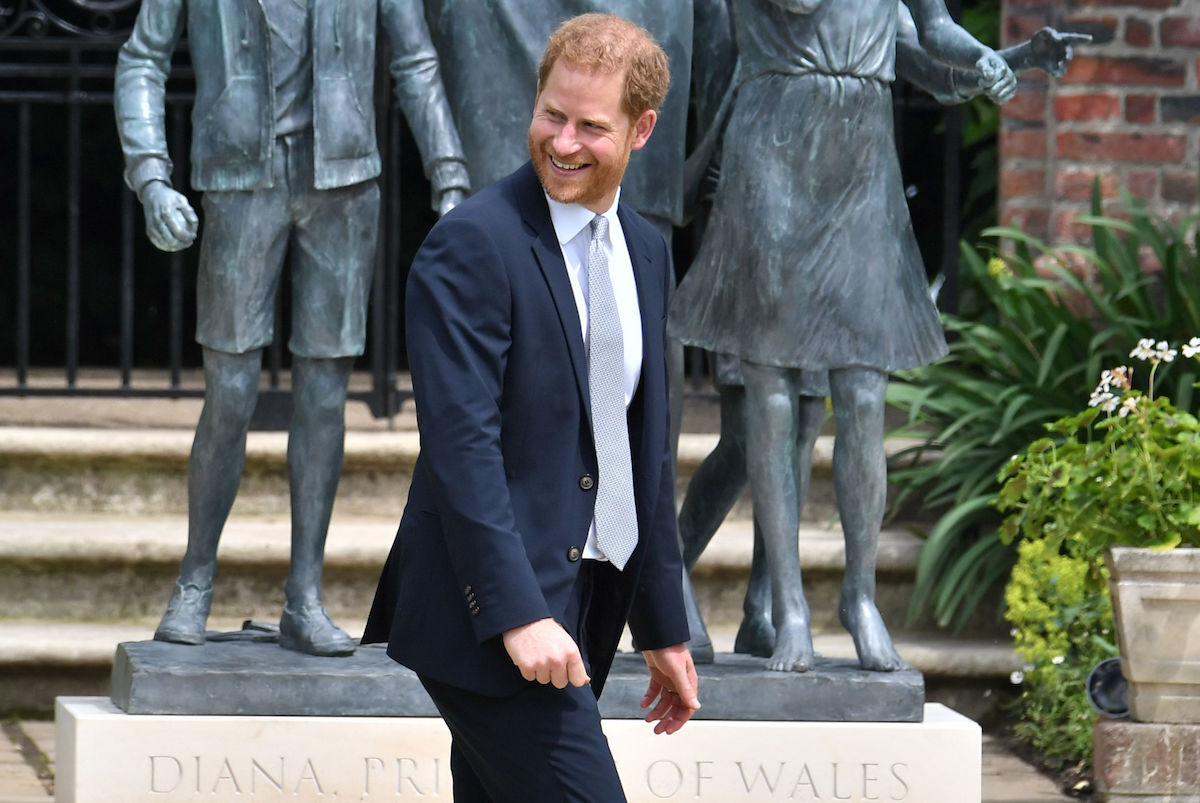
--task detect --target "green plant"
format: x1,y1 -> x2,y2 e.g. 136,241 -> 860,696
998,339 -> 1200,771
1004,538 -> 1116,767
888,186 -> 1200,630
998,341 -> 1200,582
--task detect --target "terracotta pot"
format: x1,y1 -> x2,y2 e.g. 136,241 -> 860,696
1105,547 -> 1200,723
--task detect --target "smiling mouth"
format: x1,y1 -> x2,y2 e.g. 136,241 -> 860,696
550,156 -> 587,172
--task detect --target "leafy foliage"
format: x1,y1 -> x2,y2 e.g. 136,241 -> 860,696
998,382 -> 1200,584
888,187 -> 1200,630
997,339 -> 1200,768
1005,539 -> 1116,767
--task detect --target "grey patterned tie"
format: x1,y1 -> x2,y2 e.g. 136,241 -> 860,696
587,215 -> 638,570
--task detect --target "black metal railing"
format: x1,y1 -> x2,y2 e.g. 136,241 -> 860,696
0,1 -> 426,425
2,1 -> 965,419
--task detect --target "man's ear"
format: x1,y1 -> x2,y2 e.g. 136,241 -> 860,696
630,109 -> 657,151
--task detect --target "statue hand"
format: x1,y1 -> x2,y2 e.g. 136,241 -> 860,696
1029,28 -> 1092,78
436,187 -> 466,217
976,51 -> 1017,105
141,181 -> 198,252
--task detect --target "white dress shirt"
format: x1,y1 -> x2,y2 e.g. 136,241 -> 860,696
545,190 -> 643,561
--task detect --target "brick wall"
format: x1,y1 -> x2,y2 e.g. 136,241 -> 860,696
999,0 -> 1200,243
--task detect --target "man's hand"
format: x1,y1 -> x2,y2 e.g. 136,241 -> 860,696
502,618 -> 590,689
1029,28 -> 1092,78
976,51 -> 1017,104
436,187 -> 466,217
641,643 -> 701,735
140,181 -> 198,252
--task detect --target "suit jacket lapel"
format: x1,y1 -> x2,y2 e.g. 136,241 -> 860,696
516,163 -> 592,422
619,204 -> 659,370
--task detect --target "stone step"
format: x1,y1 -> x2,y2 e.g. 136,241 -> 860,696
0,620 -> 1021,718
0,513 -> 956,634
0,426 -> 933,525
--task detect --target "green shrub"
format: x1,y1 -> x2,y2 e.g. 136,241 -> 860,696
1005,539 -> 1116,767
889,188 -> 1200,630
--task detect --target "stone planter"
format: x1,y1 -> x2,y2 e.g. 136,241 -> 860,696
1106,546 -> 1200,724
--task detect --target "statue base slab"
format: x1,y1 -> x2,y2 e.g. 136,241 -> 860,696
111,639 -> 925,722
56,697 -> 980,803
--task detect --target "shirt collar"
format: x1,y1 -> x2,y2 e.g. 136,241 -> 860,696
545,188 -> 621,248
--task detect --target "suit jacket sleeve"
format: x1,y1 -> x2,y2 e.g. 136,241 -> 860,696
405,213 -> 553,644
625,224 -> 690,651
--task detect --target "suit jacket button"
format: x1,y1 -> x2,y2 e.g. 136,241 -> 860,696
567,546 -> 582,562
579,474 -> 594,491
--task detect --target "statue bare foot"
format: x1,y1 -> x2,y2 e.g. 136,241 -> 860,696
839,594 -> 907,671
733,612 -> 775,657
765,614 -> 815,672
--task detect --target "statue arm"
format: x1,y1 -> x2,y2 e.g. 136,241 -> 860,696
903,0 -> 1016,103
903,0 -> 990,68
113,0 -> 185,196
897,2 -> 1090,104
379,0 -> 470,213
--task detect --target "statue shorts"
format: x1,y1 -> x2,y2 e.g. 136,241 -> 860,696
195,132 -> 380,359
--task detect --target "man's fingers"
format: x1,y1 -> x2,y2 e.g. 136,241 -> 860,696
567,653 -> 591,688
502,618 -> 589,688
653,704 -> 696,735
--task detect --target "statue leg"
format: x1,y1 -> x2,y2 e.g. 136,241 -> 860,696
678,385 -> 749,662
828,367 -> 906,671
742,360 -> 813,672
736,392 -> 824,656
155,346 -> 262,645
278,354 -> 356,656
735,519 -> 773,656
679,385 -> 748,569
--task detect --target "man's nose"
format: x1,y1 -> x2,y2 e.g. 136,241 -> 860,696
554,124 -> 582,154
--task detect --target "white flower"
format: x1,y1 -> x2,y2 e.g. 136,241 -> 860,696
1156,341 -> 1177,363
1119,397 -> 1139,418
1052,655 -> 1065,665
1183,337 -> 1200,359
1131,338 -> 1157,361
1010,670 -> 1025,684
1088,390 -> 1115,410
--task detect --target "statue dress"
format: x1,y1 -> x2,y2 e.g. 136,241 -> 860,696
669,0 -> 948,374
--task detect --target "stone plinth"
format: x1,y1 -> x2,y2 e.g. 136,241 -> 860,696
111,640 -> 926,722
1093,718 -> 1200,802
57,697 -> 981,803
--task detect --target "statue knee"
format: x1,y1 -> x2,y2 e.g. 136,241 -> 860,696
292,357 -> 352,426
202,358 -> 261,428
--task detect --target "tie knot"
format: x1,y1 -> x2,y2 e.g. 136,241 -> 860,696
589,214 -> 608,243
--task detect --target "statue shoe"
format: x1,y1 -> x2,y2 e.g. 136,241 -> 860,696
279,601 -> 356,657
153,581 -> 213,645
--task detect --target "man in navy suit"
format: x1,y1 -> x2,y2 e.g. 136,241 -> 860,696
363,14 -> 700,801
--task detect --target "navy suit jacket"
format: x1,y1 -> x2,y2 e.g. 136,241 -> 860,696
363,162 -> 688,697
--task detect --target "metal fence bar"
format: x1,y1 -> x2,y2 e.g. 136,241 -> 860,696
941,107 -> 963,316
65,46 -> 81,388
120,188 -> 134,388
16,101 -> 31,387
